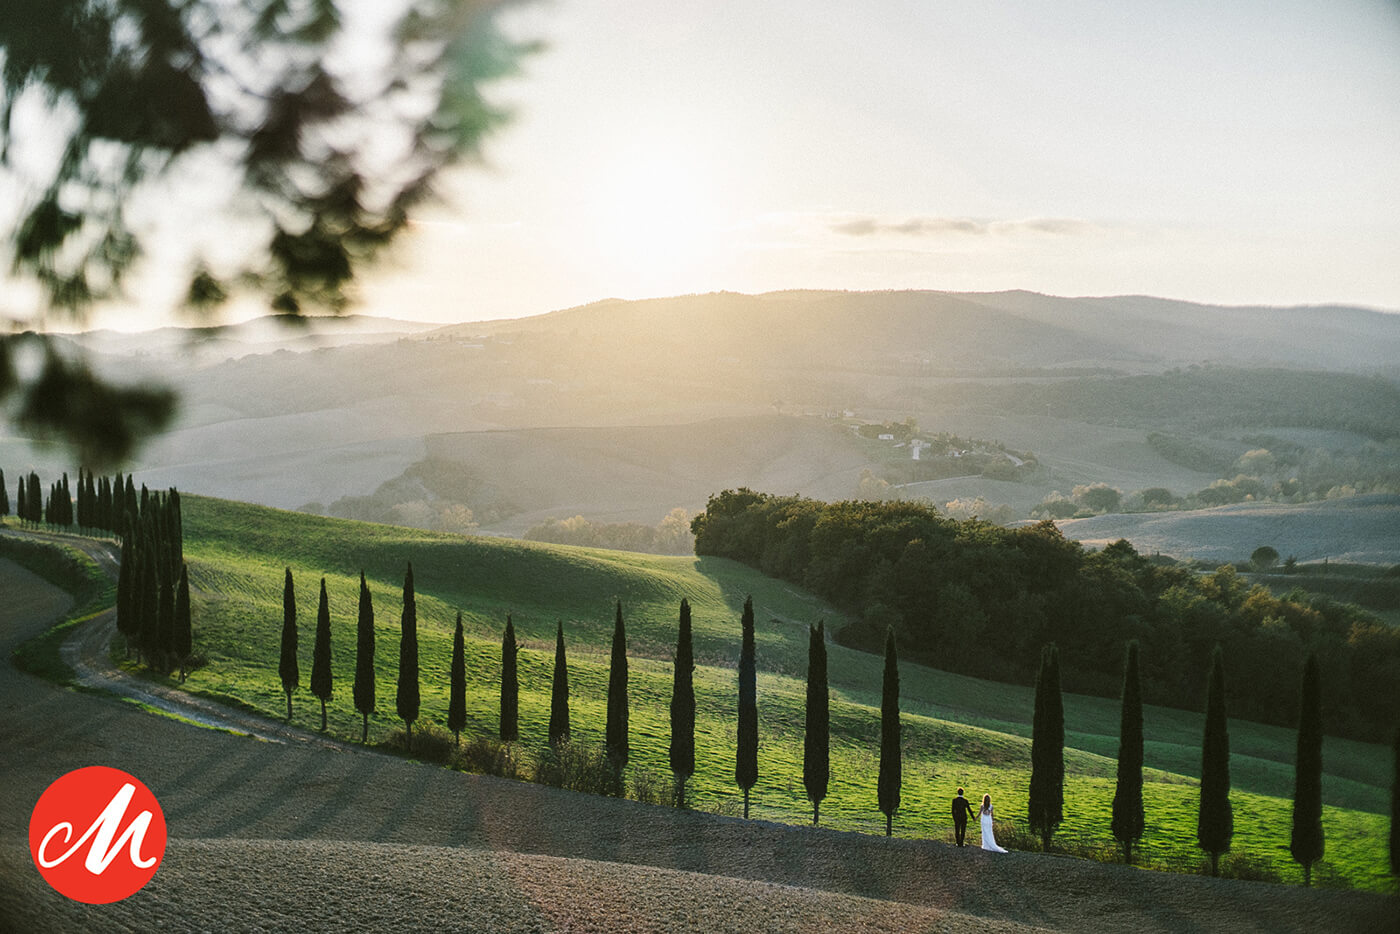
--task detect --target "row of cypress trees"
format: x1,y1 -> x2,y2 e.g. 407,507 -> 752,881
269,565 -> 1393,881
0,467 -> 135,537
1099,641 -> 1333,883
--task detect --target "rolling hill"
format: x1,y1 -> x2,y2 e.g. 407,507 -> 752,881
144,495 -> 1398,892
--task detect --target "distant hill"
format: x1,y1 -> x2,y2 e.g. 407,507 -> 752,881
438,290 -> 1400,376
1057,494 -> 1400,566
6,290 -> 1397,562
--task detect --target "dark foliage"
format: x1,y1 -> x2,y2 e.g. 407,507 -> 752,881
690,489 -> 1400,742
0,1 -> 529,464
310,578 -> 332,731
549,621 -> 570,746
669,599 -> 695,804
1290,654 -> 1324,884
1029,644 -> 1065,851
173,564 -> 192,682
804,621 -> 829,824
500,613 -> 518,743
605,602 -> 628,770
736,596 -> 758,818
1198,646 -> 1233,875
353,571 -> 375,743
878,627 -> 901,836
1111,641 -> 1145,863
448,611 -> 466,744
279,567 -> 298,719
396,564 -> 420,745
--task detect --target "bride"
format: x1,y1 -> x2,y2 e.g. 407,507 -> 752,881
979,794 -> 1008,853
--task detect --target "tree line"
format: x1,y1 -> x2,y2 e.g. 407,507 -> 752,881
1,466 -> 139,537
1,466 -> 197,679
273,564 -> 1391,884
689,490 -> 1400,743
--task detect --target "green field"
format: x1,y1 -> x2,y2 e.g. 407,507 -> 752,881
160,496 -> 1394,891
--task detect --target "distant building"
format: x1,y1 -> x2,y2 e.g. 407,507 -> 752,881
878,433 -> 894,441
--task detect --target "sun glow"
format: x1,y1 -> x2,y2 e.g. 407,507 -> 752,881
583,138 -> 723,288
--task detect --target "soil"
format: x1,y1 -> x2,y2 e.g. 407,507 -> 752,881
1,552 -> 1396,933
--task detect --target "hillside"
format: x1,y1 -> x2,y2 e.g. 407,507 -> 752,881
161,496 -> 1396,891
4,553 -> 1393,932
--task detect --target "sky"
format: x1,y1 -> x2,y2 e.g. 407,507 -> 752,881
52,0 -> 1400,328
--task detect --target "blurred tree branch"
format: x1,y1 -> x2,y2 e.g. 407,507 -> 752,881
1,0 -> 532,466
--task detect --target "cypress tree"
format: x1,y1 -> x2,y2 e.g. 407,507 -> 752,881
83,469 -> 94,530
116,528 -> 136,655
804,621 -> 829,824
549,621 -> 570,746
1029,643 -> 1065,851
1290,653 -> 1324,885
168,488 -> 183,572
1198,645 -> 1233,876
353,572 -> 376,743
670,599 -> 696,807
278,567 -> 298,719
310,578 -> 333,730
28,471 -> 40,524
156,555 -> 175,674
138,532 -> 158,665
878,627 -> 901,837
14,474 -> 24,525
74,469 -> 87,530
0,468 -> 8,520
448,611 -> 466,745
97,475 -> 112,533
606,601 -> 629,771
1111,641 -> 1145,864
174,564 -> 192,682
123,475 -> 136,527
736,595 -> 757,818
499,613 -> 519,742
396,563 -> 420,748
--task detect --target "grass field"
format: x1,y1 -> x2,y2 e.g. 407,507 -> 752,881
135,497 -> 1398,892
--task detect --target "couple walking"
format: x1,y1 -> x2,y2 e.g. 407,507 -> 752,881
951,787 -> 1008,853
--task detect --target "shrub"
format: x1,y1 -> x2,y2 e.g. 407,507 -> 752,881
383,722 -> 456,766
535,740 -> 624,797
629,767 -> 676,806
458,735 -> 525,780
1195,852 -> 1282,883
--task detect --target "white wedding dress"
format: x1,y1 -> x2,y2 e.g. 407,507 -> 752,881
980,808 -> 1008,853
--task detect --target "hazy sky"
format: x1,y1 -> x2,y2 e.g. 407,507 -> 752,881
95,0 -> 1400,327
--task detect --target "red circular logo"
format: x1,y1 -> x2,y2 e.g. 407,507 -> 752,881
28,766 -> 167,904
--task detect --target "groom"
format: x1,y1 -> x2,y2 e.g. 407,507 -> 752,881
951,787 -> 974,847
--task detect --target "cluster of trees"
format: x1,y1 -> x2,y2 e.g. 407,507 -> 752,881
1,467 -> 134,536
1034,433 -> 1400,522
115,486 -> 193,679
689,490 -> 1400,742
523,508 -> 695,555
3,463 -> 198,680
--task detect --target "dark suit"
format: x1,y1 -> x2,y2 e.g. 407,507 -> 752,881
951,794 -> 974,846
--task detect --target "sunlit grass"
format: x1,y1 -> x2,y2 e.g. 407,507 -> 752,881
170,495 -> 1395,892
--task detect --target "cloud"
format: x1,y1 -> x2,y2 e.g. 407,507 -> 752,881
829,214 -> 1101,238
